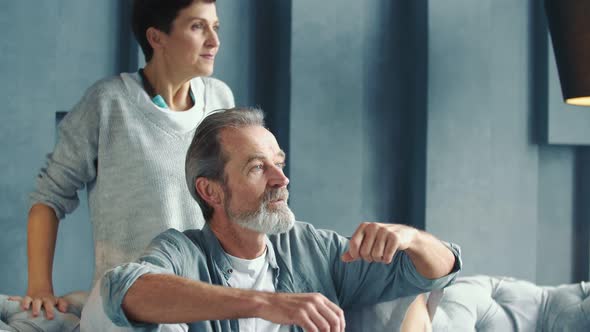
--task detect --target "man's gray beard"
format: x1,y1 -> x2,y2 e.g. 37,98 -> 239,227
224,188 -> 295,235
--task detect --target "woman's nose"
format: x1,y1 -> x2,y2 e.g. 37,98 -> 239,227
206,28 -> 220,48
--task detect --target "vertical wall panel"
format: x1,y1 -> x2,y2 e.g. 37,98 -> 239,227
573,148 -> 590,281
289,0 -> 365,235
0,0 -> 122,295
253,0 -> 292,168
361,1 -> 427,226
289,0 -> 422,236
1,0 -> 586,296
214,2 -> 256,106
537,146 -> 575,284
426,0 -> 539,279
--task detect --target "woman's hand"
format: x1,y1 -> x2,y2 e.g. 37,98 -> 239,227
19,204 -> 65,319
8,290 -> 69,320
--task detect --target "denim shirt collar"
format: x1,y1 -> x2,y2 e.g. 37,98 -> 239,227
201,223 -> 279,281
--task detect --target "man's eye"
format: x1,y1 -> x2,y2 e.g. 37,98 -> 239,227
192,23 -> 204,30
251,164 -> 264,172
276,162 -> 286,169
213,25 -> 220,32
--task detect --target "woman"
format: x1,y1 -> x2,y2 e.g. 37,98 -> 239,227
14,0 -> 234,320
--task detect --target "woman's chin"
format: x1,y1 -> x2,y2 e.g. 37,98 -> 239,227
193,65 -> 214,77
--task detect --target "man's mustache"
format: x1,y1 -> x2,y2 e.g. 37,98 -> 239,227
263,188 -> 289,203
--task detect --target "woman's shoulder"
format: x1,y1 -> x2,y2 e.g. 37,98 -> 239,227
200,76 -> 231,91
85,73 -> 141,101
66,74 -> 136,121
201,76 -> 233,95
82,73 -> 133,101
199,76 -> 235,108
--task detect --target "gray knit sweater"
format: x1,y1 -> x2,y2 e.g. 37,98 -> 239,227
30,72 -> 234,282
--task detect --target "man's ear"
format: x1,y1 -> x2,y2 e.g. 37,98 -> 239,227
195,177 -> 223,206
146,27 -> 166,51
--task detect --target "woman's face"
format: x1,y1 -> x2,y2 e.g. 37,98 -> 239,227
160,1 -> 220,77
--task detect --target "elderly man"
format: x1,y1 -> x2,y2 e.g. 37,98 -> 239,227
82,107 -> 461,331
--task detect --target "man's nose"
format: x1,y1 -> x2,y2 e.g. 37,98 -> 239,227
269,165 -> 289,188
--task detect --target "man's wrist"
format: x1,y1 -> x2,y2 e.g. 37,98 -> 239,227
242,289 -> 272,319
403,227 -> 422,253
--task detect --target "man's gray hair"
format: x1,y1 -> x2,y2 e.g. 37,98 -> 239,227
185,107 -> 266,221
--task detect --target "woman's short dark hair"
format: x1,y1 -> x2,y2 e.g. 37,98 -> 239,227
185,107 -> 265,221
132,0 -> 216,62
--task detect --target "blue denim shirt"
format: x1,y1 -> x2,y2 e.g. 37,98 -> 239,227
101,222 -> 462,331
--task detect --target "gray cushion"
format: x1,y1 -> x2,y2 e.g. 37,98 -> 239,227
432,276 -> 590,332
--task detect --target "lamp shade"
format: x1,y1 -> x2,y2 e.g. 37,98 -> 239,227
545,0 -> 590,106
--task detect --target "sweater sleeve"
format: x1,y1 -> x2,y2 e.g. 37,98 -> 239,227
29,83 -> 103,219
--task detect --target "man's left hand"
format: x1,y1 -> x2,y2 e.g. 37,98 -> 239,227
341,222 -> 418,264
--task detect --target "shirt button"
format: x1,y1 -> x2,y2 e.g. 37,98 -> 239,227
228,269 -> 233,274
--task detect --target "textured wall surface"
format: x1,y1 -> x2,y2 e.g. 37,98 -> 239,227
0,0 -> 121,295
289,0 -> 365,235
289,0 -> 425,236
0,0 -> 258,296
1,0 -> 587,297
426,0 -> 540,279
425,0 -> 582,281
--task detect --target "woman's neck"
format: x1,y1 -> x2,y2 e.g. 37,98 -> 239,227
143,61 -> 194,111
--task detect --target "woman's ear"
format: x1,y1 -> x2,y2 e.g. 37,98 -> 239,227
195,177 -> 223,207
146,27 -> 166,51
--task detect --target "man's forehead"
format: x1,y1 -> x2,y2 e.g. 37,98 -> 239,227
220,126 -> 282,157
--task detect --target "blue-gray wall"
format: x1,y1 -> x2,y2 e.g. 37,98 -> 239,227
290,0 -> 427,236
424,0 -> 590,284
0,0 -> 258,295
1,0 -> 589,296
427,0 -> 554,282
0,0 -> 122,296
288,0 -> 589,284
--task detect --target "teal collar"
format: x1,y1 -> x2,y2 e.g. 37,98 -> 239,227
138,68 -> 195,109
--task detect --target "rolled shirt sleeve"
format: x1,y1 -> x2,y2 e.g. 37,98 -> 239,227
312,228 -> 462,308
100,229 -> 195,327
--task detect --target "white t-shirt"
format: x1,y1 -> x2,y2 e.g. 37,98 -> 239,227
226,248 -> 290,332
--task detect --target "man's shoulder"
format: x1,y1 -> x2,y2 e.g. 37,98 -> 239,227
286,221 -> 318,236
181,228 -> 209,247
142,228 -> 212,269
270,222 -> 344,271
288,221 -> 340,238
273,221 -> 341,248
150,228 -> 204,249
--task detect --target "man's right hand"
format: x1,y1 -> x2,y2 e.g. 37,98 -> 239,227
8,289 -> 69,320
259,292 -> 345,332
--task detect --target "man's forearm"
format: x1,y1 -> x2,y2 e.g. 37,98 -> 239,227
121,274 -> 346,331
122,274 -> 266,324
405,231 -> 456,279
